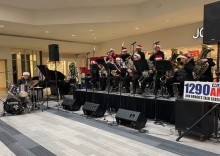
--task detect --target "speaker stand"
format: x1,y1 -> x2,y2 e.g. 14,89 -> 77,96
176,103 -> 220,142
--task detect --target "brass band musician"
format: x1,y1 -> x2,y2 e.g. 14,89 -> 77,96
199,58 -> 215,82
135,45 -> 145,60
166,53 -> 195,98
17,72 -> 31,85
149,41 -> 165,95
122,53 -> 141,93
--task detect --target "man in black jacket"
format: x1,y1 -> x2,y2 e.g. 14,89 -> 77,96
17,72 -> 31,85
166,53 -> 195,98
135,45 -> 145,60
149,41 -> 165,95
199,58 -> 215,82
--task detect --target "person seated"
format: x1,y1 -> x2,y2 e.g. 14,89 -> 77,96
199,58 -> 215,82
131,54 -> 142,94
110,57 -> 121,92
138,69 -> 154,94
17,72 -> 31,85
166,53 -> 195,98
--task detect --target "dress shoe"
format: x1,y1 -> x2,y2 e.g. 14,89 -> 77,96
137,89 -> 144,94
166,94 -> 174,98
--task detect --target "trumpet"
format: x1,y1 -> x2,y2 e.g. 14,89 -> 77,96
138,71 -> 149,83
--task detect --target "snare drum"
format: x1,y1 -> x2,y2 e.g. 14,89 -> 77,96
7,84 -> 17,96
18,84 -> 29,97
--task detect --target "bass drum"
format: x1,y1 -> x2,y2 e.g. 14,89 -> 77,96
3,98 -> 24,115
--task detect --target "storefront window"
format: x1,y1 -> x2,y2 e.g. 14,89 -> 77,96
11,48 -> 37,84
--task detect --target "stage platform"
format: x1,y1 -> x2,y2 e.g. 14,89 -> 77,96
74,89 -> 176,124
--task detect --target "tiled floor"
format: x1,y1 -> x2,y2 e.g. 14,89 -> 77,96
0,91 -> 220,156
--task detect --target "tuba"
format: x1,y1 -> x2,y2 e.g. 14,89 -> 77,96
192,44 -> 214,80
164,48 -> 183,80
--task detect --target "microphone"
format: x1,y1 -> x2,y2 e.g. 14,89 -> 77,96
131,41 -> 136,45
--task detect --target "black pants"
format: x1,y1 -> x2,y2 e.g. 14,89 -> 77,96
123,76 -> 132,92
140,75 -> 154,91
90,76 -> 99,89
85,77 -> 92,89
132,74 -> 140,93
99,77 -> 107,90
110,76 -> 120,89
166,77 -> 176,96
166,77 -> 184,96
199,75 -> 213,82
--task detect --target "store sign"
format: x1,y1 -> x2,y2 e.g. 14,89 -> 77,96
188,50 -> 200,57
184,81 -> 220,103
193,28 -> 203,39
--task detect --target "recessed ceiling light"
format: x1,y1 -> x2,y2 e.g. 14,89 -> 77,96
45,31 -> 49,33
135,27 -> 139,30
0,25 -> 4,28
89,29 -> 93,32
72,35 -> 76,37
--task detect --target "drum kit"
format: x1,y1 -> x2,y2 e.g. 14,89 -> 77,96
3,80 -> 43,115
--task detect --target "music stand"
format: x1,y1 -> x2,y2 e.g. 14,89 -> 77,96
103,62 -> 117,113
134,59 -> 151,96
96,57 -> 106,65
37,65 -> 51,109
155,60 -> 172,97
154,60 -> 172,125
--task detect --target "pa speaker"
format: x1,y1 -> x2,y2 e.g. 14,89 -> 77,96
115,109 -> 147,129
82,102 -> 106,117
175,99 -> 214,137
61,97 -> 80,111
49,44 -> 59,61
203,1 -> 220,44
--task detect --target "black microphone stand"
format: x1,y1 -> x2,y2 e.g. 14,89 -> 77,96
55,61 -> 61,110
153,60 -> 171,126
131,42 -> 136,97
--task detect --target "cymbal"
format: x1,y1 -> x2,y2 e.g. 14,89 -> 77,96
26,80 -> 39,87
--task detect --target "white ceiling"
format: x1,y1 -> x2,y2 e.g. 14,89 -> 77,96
0,0 -> 218,53
0,0 -> 149,10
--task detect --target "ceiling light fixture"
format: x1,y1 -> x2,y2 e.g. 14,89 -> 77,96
135,27 -> 139,30
0,25 -> 4,28
45,31 -> 49,33
72,35 -> 76,37
89,29 -> 93,32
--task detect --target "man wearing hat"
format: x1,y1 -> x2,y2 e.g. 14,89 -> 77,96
166,53 -> 195,98
17,72 -> 31,85
122,53 -> 141,94
106,48 -> 118,62
199,57 -> 215,82
149,41 -> 165,95
135,45 -> 145,60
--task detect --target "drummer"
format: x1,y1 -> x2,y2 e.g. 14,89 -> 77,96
17,72 -> 31,85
